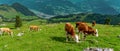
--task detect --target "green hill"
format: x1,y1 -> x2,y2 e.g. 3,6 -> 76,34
0,3 -> 36,19
0,20 -> 119,51
0,4 -> 24,18
48,13 -> 120,25
11,3 -> 36,16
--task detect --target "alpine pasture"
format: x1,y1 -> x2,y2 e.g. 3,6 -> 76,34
0,20 -> 119,51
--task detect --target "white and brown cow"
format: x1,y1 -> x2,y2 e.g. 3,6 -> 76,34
76,22 -> 98,40
0,28 -> 13,36
29,25 -> 39,31
65,23 -> 79,43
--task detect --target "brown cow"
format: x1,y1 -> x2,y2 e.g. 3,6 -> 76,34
0,28 -> 13,37
29,25 -> 39,31
65,23 -> 79,43
92,21 -> 96,27
76,22 -> 98,40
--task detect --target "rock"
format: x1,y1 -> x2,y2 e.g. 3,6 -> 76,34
103,48 -> 114,51
4,44 -> 8,48
84,47 -> 114,51
17,32 -> 24,37
117,35 -> 120,38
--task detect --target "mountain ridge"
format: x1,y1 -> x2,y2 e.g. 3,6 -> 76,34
0,0 -> 120,16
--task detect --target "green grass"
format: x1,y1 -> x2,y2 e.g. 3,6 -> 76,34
0,20 -> 120,51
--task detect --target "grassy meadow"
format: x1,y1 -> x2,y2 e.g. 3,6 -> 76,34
0,20 -> 120,51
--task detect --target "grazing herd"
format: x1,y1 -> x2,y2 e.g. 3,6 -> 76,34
0,21 -> 97,43
0,25 -> 39,37
65,22 -> 98,43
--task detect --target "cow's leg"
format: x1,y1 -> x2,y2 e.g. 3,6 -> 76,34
76,28 -> 80,41
83,33 -> 87,40
10,32 -> 13,37
37,28 -> 39,31
82,32 -> 84,40
66,33 -> 69,42
78,31 -> 81,41
2,32 -> 4,36
83,35 -> 86,40
8,32 -> 13,37
0,31 -> 3,36
79,31 -> 84,41
29,28 -> 32,32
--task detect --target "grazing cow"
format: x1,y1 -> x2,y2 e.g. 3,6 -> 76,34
29,25 -> 39,31
0,28 -> 13,37
92,21 -> 96,27
65,23 -> 79,43
76,22 -> 98,40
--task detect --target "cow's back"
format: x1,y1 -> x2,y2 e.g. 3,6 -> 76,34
65,23 -> 75,35
77,22 -> 88,32
0,28 -> 10,31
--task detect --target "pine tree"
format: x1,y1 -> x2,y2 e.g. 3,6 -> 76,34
0,17 -> 2,24
15,16 -> 22,28
105,18 -> 111,25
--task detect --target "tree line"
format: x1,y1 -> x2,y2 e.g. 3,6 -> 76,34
48,13 -> 120,25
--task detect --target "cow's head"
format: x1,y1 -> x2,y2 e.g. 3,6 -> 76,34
75,22 -> 81,28
95,29 -> 98,37
92,29 -> 99,37
74,34 -> 79,43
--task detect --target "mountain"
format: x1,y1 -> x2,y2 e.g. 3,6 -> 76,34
75,0 -> 118,15
11,3 -> 36,16
0,0 -> 120,16
104,0 -> 120,13
0,0 -> 81,15
0,3 -> 36,19
20,0 -> 80,15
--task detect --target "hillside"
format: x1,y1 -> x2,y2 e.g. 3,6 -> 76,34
0,20 -> 119,51
11,3 -> 36,16
0,3 -> 37,20
0,4 -> 24,18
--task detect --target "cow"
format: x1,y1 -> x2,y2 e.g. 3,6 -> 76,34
29,25 -> 39,31
0,28 -> 13,37
92,21 -> 96,27
65,23 -> 79,43
76,22 -> 98,40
